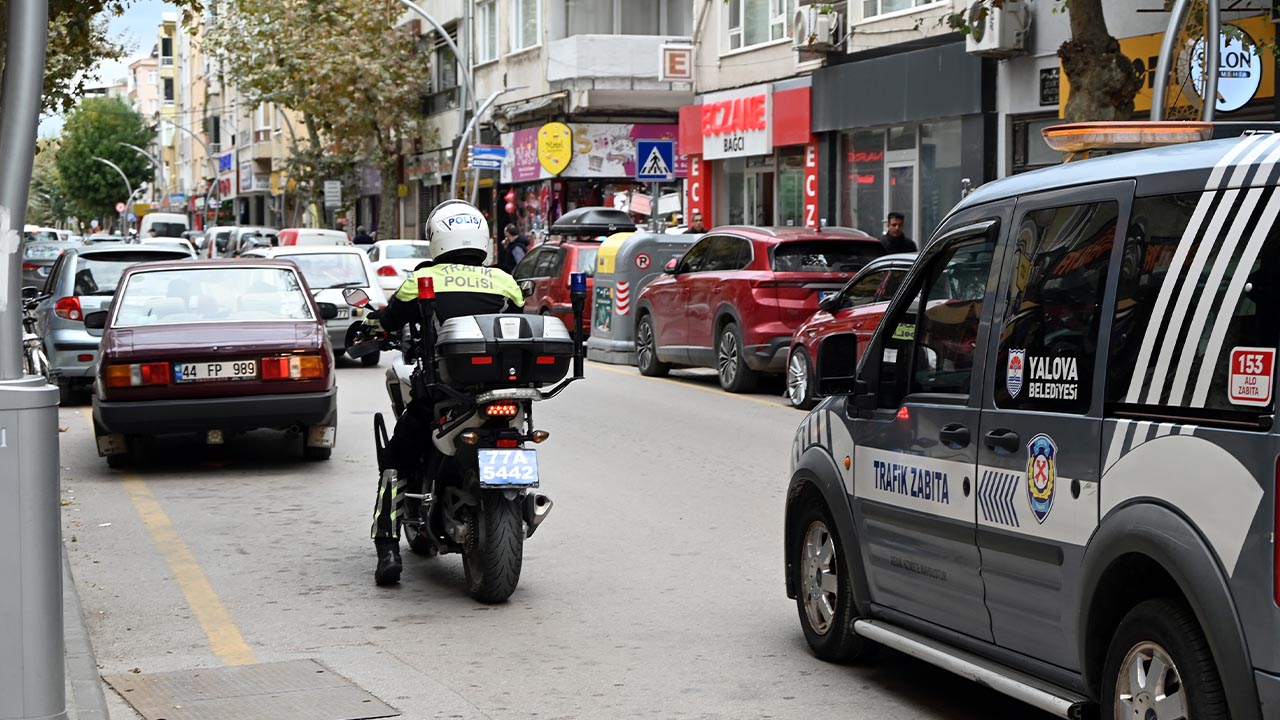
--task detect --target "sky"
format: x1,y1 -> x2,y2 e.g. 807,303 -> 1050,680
37,0 -> 175,137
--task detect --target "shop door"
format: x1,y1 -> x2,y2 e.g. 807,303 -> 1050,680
886,161 -> 917,241
745,171 -> 774,226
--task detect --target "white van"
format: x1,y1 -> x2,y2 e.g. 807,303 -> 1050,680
277,228 -> 350,247
139,212 -> 190,239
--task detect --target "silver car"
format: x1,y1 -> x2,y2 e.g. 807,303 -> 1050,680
34,245 -> 193,401
21,239 -> 79,290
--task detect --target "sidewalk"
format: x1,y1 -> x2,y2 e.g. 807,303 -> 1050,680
63,543 -> 110,720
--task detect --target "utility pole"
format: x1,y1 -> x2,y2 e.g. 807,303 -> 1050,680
0,5 -> 65,720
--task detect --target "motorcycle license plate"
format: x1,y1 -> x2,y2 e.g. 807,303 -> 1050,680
478,449 -> 539,487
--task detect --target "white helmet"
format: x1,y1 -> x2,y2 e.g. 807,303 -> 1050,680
426,200 -> 490,265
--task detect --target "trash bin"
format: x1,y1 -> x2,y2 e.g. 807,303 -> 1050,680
587,231 -> 699,365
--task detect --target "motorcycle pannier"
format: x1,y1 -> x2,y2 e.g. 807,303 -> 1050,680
436,314 -> 574,386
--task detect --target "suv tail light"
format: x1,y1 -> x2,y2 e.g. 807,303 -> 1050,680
54,296 -> 83,321
262,354 -> 324,381
377,265 -> 400,277
105,362 -> 170,388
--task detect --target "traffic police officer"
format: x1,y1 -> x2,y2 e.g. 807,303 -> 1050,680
366,200 -> 524,585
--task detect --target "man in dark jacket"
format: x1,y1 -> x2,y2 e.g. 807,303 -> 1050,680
352,225 -> 374,245
498,223 -> 529,272
880,212 -> 916,253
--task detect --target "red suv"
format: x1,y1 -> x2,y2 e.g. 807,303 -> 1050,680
513,238 -> 601,335
785,253 -> 916,409
634,227 -> 885,392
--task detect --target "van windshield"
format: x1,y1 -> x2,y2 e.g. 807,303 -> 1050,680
149,222 -> 187,238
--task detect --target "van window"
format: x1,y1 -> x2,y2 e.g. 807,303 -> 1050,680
876,235 -> 996,406
995,201 -> 1118,414
1109,192 -> 1280,420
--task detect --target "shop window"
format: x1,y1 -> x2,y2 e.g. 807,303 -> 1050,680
919,120 -> 962,242
476,1 -> 498,63
776,148 -> 805,228
725,0 -> 794,52
513,0 -> 540,50
1109,192 -> 1280,422
1012,116 -> 1063,174
995,201 -> 1118,414
568,0 -> 689,35
861,0 -> 940,21
840,129 -> 885,236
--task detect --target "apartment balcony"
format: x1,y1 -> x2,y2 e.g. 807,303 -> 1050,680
546,34 -> 694,112
161,56 -> 174,67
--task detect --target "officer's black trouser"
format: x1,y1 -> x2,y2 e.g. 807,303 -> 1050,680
370,400 -> 432,542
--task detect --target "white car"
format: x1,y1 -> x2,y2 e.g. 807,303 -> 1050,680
138,237 -> 197,256
365,240 -> 432,298
240,245 -> 386,365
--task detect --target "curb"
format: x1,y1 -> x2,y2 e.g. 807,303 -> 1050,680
62,543 -> 109,720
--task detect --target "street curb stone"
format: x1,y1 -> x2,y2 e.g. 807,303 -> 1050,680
62,543 -> 109,720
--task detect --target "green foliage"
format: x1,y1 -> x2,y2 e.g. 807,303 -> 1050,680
55,97 -> 154,217
0,0 -> 202,115
26,138 -> 69,226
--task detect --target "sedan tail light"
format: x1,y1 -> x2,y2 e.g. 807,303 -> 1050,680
105,362 -> 170,388
376,265 -> 401,277
54,296 -> 83,321
21,263 -> 39,271
262,354 -> 324,381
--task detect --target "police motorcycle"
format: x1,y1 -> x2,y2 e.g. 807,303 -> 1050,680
343,272 -> 588,602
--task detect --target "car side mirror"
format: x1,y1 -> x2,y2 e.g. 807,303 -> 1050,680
815,333 -> 860,397
316,302 -> 340,320
83,311 -> 109,330
343,288 -> 371,307
664,257 -> 679,275
818,295 -> 841,313
21,286 -> 39,300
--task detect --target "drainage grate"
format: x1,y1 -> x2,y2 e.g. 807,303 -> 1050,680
104,659 -> 399,720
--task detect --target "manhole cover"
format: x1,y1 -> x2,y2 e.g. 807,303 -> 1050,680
104,659 -> 399,720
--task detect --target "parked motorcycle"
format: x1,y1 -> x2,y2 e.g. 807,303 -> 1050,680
344,272 -> 588,602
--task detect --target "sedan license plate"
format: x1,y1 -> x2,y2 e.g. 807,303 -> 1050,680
478,449 -> 539,487
335,308 -> 350,319
174,360 -> 258,383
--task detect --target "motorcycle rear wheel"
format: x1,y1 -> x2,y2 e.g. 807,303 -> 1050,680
463,489 -> 524,603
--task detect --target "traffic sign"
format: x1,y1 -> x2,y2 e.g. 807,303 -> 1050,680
469,144 -> 507,170
636,140 -> 675,181
115,202 -> 126,213
323,180 -> 342,209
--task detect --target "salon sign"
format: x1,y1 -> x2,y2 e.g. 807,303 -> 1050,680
701,85 -> 772,161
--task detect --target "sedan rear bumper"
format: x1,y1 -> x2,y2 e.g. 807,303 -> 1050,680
94,387 -> 338,436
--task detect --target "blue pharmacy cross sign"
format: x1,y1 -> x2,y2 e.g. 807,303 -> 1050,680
469,144 -> 507,170
636,140 -> 675,181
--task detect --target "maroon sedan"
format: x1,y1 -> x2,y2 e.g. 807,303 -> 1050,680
634,227 -> 885,392
89,259 -> 340,467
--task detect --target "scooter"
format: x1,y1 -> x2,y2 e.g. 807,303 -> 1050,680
344,272 -> 588,602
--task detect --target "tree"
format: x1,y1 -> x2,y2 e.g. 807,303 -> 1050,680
26,137 -> 68,226
0,0 -> 202,115
205,0 -> 428,234
55,97 -> 153,218
952,0 -> 1143,122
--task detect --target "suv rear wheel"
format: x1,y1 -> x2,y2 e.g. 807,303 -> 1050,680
636,314 -> 669,377
792,499 -> 873,662
716,322 -> 758,393
1101,598 -> 1228,720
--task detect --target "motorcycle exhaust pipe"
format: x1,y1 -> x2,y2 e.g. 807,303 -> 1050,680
524,493 -> 553,538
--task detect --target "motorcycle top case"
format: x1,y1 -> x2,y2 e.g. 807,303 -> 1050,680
436,313 -> 574,386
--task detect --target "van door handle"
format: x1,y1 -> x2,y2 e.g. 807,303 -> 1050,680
985,429 -> 1021,454
939,423 -> 970,449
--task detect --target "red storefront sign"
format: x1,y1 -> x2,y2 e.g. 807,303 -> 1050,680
804,141 -> 819,229
685,155 -> 713,225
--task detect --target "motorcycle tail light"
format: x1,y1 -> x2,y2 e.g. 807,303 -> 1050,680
377,265 -> 400,277
496,439 -> 519,448
484,401 -> 519,418
471,356 -> 494,365
54,296 -> 82,321
535,356 -> 557,365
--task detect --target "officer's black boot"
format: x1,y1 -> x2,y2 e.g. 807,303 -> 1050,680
374,539 -> 402,586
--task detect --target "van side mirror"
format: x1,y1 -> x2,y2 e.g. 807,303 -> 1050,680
816,333 -> 860,397
83,311 -> 109,330
663,257 -> 679,275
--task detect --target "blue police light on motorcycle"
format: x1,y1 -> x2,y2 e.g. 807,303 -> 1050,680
569,272 -> 587,293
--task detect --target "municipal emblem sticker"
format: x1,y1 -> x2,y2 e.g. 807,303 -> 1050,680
1007,349 -> 1026,399
1026,433 -> 1056,524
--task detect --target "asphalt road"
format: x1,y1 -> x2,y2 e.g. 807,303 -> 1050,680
59,357 -> 1055,719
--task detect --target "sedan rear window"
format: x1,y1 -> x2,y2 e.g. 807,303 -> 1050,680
73,252 -> 191,296
114,267 -> 313,326
24,243 -> 72,260
281,254 -> 371,289
772,241 -> 884,273
385,244 -> 432,260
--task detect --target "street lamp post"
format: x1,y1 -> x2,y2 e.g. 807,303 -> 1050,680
0,2 -> 65,720
93,156 -> 134,232
158,119 -> 221,226
119,142 -> 166,205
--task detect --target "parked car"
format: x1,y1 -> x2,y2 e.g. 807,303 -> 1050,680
277,228 -> 349,248
139,212 -> 190,239
239,245 -> 385,364
784,253 -> 916,409
365,240 -> 432,298
138,237 -> 197,257
203,225 -> 236,257
634,226 -> 885,392
21,239 -> 79,290
85,234 -> 126,244
89,259 -> 339,467
32,245 -> 194,402
23,225 -> 60,242
229,226 -> 279,256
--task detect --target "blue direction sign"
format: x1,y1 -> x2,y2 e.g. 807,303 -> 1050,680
636,140 -> 675,181
469,144 -> 507,170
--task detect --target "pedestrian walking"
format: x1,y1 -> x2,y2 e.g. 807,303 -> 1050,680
497,223 -> 529,272
880,211 -> 915,253
352,225 -> 374,245
684,211 -> 707,234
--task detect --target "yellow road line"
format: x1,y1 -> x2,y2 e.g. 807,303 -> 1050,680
81,413 -> 255,665
586,360 -> 792,410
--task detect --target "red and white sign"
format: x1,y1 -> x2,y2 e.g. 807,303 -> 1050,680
685,155 -> 712,224
803,141 -> 819,229
635,253 -> 651,270
1229,347 -> 1275,406
701,85 -> 772,160
115,202 -> 126,213
616,281 -> 631,316
630,194 -> 652,216
659,44 -> 693,82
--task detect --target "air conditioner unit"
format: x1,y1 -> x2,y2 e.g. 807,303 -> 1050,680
964,0 -> 1027,58
792,5 -> 841,53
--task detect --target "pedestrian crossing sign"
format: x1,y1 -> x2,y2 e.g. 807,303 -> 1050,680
636,140 -> 675,181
